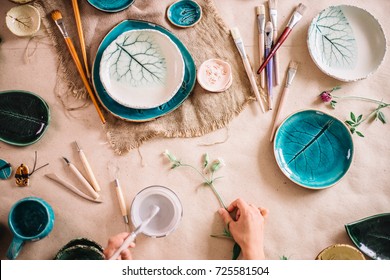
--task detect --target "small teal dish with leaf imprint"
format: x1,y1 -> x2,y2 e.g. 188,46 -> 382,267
345,213 -> 390,260
167,0 -> 202,28
274,110 -> 353,189
0,90 -> 50,146
87,0 -> 135,13
0,159 -> 12,180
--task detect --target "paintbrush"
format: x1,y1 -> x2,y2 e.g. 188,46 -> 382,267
268,0 -> 280,85
109,205 -> 160,260
257,3 -> 306,75
256,5 -> 266,89
265,22 -> 274,110
71,0 -> 90,79
269,61 -> 299,142
51,10 -> 106,124
231,27 -> 266,113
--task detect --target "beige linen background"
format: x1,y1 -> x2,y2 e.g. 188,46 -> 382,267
0,0 -> 389,260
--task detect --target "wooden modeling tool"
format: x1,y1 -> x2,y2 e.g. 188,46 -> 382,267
45,173 -> 102,203
114,179 -> 129,224
62,157 -> 99,200
75,141 -> 101,192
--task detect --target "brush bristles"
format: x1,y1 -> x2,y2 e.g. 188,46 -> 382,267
230,27 -> 241,40
268,0 -> 277,9
296,3 -> 307,15
289,61 -> 299,70
51,10 -> 63,21
256,5 -> 265,15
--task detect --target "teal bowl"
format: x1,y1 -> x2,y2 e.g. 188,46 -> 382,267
167,0 -> 202,28
274,110 -> 354,189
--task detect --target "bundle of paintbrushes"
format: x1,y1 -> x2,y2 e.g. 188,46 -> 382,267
256,2 -> 306,111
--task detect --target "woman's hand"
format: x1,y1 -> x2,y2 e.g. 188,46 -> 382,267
218,198 -> 269,260
104,232 -> 135,260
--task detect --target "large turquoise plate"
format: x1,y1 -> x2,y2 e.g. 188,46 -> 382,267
274,110 -> 353,189
0,90 -> 50,146
92,20 -> 196,122
87,0 -> 135,13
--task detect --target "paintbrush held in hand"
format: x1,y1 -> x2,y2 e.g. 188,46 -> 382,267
257,3 -> 306,75
51,10 -> 106,124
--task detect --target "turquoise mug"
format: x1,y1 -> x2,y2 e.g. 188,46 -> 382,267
6,196 -> 55,259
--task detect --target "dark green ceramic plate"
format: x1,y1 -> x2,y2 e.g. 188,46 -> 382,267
0,90 -> 50,146
345,213 -> 390,260
92,20 -> 196,122
54,245 -> 105,260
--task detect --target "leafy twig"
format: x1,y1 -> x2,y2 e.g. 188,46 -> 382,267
319,86 -> 389,137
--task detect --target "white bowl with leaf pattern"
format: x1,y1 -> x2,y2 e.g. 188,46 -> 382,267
99,29 -> 185,109
6,5 -> 41,37
307,5 -> 386,82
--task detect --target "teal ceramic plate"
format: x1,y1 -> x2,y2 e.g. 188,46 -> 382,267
345,213 -> 390,260
92,20 -> 196,121
0,159 -> 12,180
86,0 -> 135,13
308,5 -> 386,82
0,90 -> 50,146
274,110 -> 353,189
167,0 -> 202,28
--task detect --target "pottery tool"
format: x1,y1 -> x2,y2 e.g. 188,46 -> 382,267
45,173 -> 102,203
74,141 -> 101,192
268,0 -> 280,85
109,205 -> 160,260
269,61 -> 299,142
257,3 -> 306,74
51,10 -> 106,124
231,27 -> 266,113
265,22 -> 274,110
71,0 -> 90,79
62,157 -> 99,200
256,5 -> 266,89
114,179 -> 129,224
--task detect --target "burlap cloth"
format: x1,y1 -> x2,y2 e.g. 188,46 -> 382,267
36,0 -> 262,154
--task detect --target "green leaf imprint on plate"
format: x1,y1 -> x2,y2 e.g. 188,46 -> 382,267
103,31 -> 167,87
309,6 -> 357,69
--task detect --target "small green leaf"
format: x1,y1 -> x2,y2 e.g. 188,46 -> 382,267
330,100 -> 337,109
232,242 -> 241,260
203,153 -> 209,168
280,255 -> 289,260
345,120 -> 355,126
377,111 -> 386,124
350,127 -> 356,134
356,131 -> 364,137
357,114 -> 362,123
350,112 -> 356,122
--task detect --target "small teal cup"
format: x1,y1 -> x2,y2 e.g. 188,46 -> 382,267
7,197 -> 55,259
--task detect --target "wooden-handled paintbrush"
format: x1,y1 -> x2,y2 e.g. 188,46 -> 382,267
51,10 -> 106,124
71,0 -> 90,79
269,61 -> 299,142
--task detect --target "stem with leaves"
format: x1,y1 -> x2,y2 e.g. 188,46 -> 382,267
319,86 -> 389,137
163,150 -> 227,209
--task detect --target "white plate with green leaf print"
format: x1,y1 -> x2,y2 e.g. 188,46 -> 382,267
99,29 -> 185,109
307,5 -> 386,82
